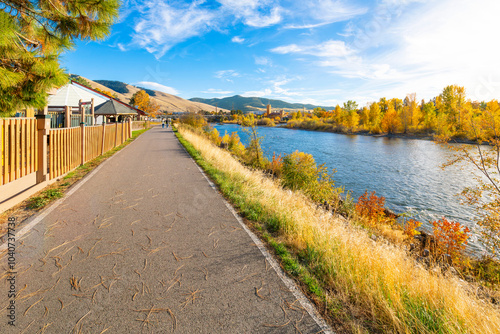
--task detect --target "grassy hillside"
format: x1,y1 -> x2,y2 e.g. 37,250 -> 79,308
190,95 -> 335,113
72,76 -> 228,113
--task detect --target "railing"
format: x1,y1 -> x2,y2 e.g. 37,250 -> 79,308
48,103 -> 94,129
49,127 -> 81,180
84,125 -> 103,162
71,114 -> 80,127
49,112 -> 65,128
0,118 -> 37,186
48,121 -> 131,180
131,120 -> 151,130
1,115 -> 132,185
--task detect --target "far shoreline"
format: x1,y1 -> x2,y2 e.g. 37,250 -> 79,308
216,121 -> 483,146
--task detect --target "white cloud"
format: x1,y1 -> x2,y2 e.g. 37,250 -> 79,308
270,0 -> 500,102
214,70 -> 240,82
254,56 -> 271,66
132,1 -> 217,58
284,0 -> 367,29
129,0 -> 284,57
359,0 -> 500,101
244,7 -> 282,27
270,44 -> 303,54
202,89 -> 234,95
217,0 -> 282,27
271,40 -> 354,58
117,43 -> 127,52
243,88 -> 273,97
285,22 -> 334,30
231,36 -> 245,43
135,81 -> 179,95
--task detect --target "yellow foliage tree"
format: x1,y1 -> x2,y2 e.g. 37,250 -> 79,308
381,104 -> 401,134
129,90 -> 161,117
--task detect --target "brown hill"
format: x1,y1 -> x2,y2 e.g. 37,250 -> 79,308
74,76 -> 228,114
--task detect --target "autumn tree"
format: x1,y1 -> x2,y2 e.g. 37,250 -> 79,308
402,93 -> 421,133
360,106 -> 370,130
378,97 -> 388,112
333,105 -> 344,125
129,90 -> 161,117
343,100 -> 358,113
440,102 -> 500,257
345,108 -> 360,132
94,87 -> 117,99
381,103 -> 400,134
0,0 -> 120,116
440,85 -> 466,134
368,102 -> 382,133
421,101 -> 437,132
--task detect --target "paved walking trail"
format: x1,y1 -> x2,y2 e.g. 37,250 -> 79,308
1,126 -> 329,333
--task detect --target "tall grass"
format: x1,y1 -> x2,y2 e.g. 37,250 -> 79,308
177,125 -> 500,333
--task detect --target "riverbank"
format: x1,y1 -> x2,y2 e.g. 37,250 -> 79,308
283,123 -> 486,145
175,124 -> 500,334
220,119 -> 484,145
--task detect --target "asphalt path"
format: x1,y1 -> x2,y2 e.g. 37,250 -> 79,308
1,126 -> 330,333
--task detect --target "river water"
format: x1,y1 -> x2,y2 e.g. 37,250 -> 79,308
214,124 -> 485,254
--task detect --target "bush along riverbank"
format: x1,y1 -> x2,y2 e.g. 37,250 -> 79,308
174,121 -> 500,333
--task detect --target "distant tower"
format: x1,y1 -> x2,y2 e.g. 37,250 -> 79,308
266,104 -> 271,116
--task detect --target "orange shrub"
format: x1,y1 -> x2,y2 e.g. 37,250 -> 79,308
268,152 -> 283,177
356,191 -> 388,226
431,217 -> 470,264
403,219 -> 422,240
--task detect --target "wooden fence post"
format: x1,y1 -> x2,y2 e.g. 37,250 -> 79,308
65,106 -> 71,128
81,119 -> 85,165
36,106 -> 50,184
91,98 -> 95,126
114,122 -> 118,147
101,122 -> 106,155
79,99 -> 84,124
128,118 -> 132,139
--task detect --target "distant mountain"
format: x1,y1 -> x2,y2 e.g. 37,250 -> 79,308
94,80 -> 130,94
71,76 -> 228,113
189,95 -> 335,113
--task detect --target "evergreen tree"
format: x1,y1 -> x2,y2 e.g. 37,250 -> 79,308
0,0 -> 120,116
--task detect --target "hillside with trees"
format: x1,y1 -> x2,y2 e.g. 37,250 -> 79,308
70,76 -> 228,114
190,95 -> 334,113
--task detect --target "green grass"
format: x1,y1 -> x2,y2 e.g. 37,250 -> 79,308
28,189 -> 63,209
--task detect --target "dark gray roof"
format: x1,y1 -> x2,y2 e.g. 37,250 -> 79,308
94,99 -> 137,115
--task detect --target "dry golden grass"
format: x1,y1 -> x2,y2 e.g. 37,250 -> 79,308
178,125 -> 500,333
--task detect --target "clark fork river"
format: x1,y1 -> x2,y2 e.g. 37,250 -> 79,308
215,124 -> 486,255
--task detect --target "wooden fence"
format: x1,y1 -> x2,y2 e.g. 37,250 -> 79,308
0,118 -> 38,186
1,116 -> 132,185
49,127 -> 81,180
48,122 -> 131,180
132,120 -> 150,130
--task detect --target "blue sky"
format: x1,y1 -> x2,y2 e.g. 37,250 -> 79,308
61,0 -> 500,107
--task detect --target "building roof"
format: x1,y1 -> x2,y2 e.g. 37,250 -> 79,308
70,80 -> 147,116
94,99 -> 137,115
47,83 -> 108,107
